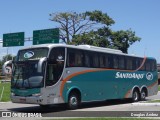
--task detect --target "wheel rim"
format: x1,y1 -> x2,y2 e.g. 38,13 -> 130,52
70,96 -> 78,106
141,91 -> 146,99
133,91 -> 138,101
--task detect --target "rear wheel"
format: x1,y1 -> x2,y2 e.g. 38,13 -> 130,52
68,92 -> 80,110
132,90 -> 140,102
140,89 -> 147,101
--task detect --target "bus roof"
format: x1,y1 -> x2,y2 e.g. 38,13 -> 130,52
19,44 -> 156,60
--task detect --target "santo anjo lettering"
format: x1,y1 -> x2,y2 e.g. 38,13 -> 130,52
115,72 -> 144,79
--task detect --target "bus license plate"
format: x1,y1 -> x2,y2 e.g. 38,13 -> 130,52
20,98 -> 26,102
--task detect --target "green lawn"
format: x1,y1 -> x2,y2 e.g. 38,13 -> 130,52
147,99 -> 160,103
0,82 -> 11,102
158,85 -> 160,91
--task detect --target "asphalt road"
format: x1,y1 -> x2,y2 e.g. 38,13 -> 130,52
0,92 -> 160,118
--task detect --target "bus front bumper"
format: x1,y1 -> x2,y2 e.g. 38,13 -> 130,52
11,95 -> 44,104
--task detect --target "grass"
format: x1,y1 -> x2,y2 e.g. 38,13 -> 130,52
0,82 -> 11,102
158,85 -> 160,91
147,99 -> 160,103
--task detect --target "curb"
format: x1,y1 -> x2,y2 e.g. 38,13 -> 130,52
132,102 -> 160,106
0,101 -> 11,104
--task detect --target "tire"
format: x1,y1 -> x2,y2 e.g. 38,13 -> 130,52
132,90 -> 140,102
68,92 -> 80,110
140,89 -> 147,101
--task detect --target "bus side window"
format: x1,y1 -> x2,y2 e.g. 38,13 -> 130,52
100,54 -> 106,68
105,54 -> 110,68
92,52 -> 99,68
119,56 -> 125,69
113,55 -> 118,69
140,59 -> 145,71
84,51 -> 90,67
132,58 -> 136,70
146,60 -> 151,71
151,60 -> 157,71
135,59 -> 140,70
107,54 -> 113,68
67,51 -> 75,67
67,49 -> 84,67
75,50 -> 84,67
126,57 -> 133,70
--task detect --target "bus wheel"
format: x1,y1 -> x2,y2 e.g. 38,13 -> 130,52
68,92 -> 80,110
140,89 -> 147,101
132,90 -> 140,102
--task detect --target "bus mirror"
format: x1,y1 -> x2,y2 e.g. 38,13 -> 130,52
2,60 -> 13,75
37,57 -> 47,73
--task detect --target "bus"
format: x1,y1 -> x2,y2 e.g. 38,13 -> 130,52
10,44 -> 158,109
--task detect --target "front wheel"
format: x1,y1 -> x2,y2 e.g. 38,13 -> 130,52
68,92 -> 80,110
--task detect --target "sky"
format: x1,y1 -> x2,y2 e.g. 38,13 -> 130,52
0,0 -> 160,62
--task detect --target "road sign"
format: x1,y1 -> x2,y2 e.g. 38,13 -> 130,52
3,32 -> 24,47
33,28 -> 59,45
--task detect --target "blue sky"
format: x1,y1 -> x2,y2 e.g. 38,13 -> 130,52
0,0 -> 160,62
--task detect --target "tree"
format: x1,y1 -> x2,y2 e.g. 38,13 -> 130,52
72,27 -> 111,47
0,54 -> 14,68
0,60 -> 2,69
50,10 -> 114,44
50,10 -> 141,53
2,54 -> 13,63
110,29 -> 141,53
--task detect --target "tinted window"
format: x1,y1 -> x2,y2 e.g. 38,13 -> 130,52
119,56 -> 125,69
18,48 -> 48,61
140,58 -> 145,71
113,55 -> 119,69
126,57 -> 133,70
84,51 -> 99,68
49,47 -> 65,61
84,51 -> 90,67
100,54 -> 107,68
67,48 -> 84,67
46,47 -> 65,86
145,60 -> 151,71
151,59 -> 157,71
92,52 -> 99,67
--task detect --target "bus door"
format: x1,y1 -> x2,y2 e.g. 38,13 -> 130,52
45,47 -> 65,86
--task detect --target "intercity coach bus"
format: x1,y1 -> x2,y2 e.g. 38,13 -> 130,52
9,44 -> 158,109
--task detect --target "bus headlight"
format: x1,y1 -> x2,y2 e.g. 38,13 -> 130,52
32,93 -> 41,97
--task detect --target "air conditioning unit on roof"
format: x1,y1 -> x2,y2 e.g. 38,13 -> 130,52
78,45 -> 122,53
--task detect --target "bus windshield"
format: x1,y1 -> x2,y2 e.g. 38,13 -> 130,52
18,48 -> 48,61
11,60 -> 45,89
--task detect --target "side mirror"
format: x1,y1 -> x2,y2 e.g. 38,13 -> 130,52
37,57 -> 47,73
2,60 -> 13,75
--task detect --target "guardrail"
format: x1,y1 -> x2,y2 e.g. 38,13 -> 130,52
0,80 -> 10,83
0,72 -> 11,82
